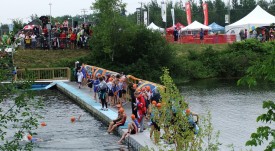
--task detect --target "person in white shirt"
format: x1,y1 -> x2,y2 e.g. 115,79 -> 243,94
77,69 -> 84,89
19,31 -> 25,49
31,33 -> 37,49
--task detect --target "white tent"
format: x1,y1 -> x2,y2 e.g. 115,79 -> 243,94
147,22 -> 165,33
181,21 -> 211,31
225,5 -> 275,40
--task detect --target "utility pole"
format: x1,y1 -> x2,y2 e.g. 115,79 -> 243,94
81,9 -> 88,23
147,3 -> 150,25
138,2 -> 143,25
49,3 -> 52,24
227,0 -> 231,24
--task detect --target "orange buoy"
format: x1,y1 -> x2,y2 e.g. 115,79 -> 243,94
41,122 -> 47,127
71,116 -> 76,123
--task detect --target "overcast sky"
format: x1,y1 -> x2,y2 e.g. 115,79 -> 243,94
0,0 -> 175,24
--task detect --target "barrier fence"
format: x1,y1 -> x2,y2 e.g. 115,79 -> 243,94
166,34 -> 236,44
16,67 -> 71,81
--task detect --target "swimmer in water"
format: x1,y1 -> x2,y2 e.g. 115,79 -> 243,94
22,133 -> 43,142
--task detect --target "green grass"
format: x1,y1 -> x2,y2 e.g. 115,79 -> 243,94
14,49 -> 89,68
14,43 -> 229,68
170,43 -> 229,57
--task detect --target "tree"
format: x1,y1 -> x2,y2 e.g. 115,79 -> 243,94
91,0 -> 126,62
146,68 -> 220,151
237,42 -> 275,151
90,0 -> 177,82
0,52 -> 43,150
12,19 -> 24,34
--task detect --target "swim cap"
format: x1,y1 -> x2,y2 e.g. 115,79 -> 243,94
186,109 -> 191,114
41,122 -> 47,127
119,108 -> 124,113
131,114 -> 136,120
156,103 -> 161,108
141,87 -> 146,92
27,134 -> 32,140
71,116 -> 76,122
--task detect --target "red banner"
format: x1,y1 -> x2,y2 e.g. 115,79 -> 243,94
203,3 -> 208,26
185,2 -> 192,25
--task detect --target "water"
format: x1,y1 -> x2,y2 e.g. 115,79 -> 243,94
180,79 -> 275,151
2,90 -> 129,151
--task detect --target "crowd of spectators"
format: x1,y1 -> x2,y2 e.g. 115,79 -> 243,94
0,20 -> 93,50
239,27 -> 275,42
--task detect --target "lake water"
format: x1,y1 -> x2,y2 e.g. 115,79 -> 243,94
1,90 -> 130,151
2,80 -> 274,151
180,79 -> 275,151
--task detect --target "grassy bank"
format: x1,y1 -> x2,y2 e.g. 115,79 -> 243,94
14,44 -> 229,69
14,49 -> 89,68
171,43 -> 228,57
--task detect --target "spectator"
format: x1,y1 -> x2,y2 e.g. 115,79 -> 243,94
59,31 -> 66,49
19,31 -> 25,49
70,31 -> 77,49
77,69 -> 84,89
173,27 -> 178,42
25,35 -> 31,49
200,28 -> 204,44
239,29 -> 245,41
30,33 -> 37,49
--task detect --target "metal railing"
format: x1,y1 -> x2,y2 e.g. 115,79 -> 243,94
16,67 -> 71,81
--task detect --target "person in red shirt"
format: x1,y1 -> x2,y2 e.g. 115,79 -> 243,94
70,31 -> 77,49
134,91 -> 146,132
59,31 -> 66,49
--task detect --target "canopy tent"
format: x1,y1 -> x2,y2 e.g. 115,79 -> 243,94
23,25 -> 35,30
147,22 -> 165,33
225,5 -> 275,39
181,21 -> 211,31
166,22 -> 185,34
208,22 -> 225,32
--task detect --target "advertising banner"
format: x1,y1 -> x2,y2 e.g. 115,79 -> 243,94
203,3 -> 209,25
185,2 -> 192,25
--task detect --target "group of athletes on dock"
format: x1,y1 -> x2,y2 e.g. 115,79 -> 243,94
75,63 -> 200,144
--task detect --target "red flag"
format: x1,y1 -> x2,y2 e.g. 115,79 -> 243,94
203,3 -> 209,26
185,2 -> 192,25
